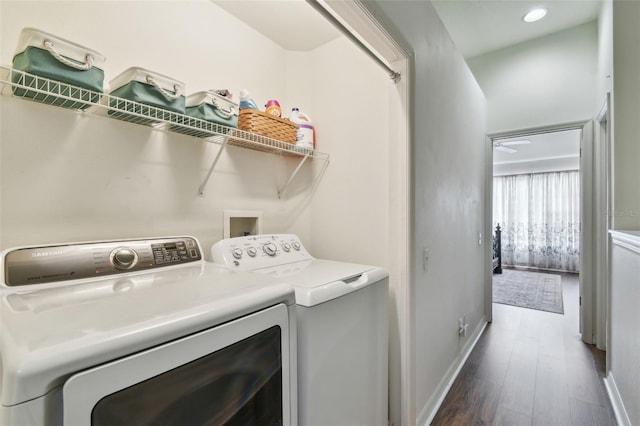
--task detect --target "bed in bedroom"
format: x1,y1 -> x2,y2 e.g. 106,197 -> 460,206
492,224 -> 502,274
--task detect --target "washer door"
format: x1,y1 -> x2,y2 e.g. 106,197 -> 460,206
62,303 -> 291,426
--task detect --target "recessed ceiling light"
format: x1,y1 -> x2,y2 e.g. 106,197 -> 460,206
522,8 -> 547,23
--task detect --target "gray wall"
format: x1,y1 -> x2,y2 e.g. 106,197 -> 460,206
611,0 -> 640,230
371,2 -> 487,424
468,21 -> 598,134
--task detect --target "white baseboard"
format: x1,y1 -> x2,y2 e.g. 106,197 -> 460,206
604,373 -> 632,426
417,317 -> 487,426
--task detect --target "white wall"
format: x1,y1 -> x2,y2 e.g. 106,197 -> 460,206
608,232 -> 640,425
468,21 -> 598,134
0,1 -> 390,264
297,38 -> 390,268
0,1 -> 287,105
369,2 -> 487,424
0,0 -> 310,252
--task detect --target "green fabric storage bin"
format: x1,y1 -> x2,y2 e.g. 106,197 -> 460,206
108,67 -> 186,125
11,28 -> 106,110
170,90 -> 238,138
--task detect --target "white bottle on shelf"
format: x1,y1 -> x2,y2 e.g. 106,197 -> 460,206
290,108 -> 314,149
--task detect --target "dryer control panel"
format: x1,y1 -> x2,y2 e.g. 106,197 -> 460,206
211,234 -> 313,270
2,236 -> 202,287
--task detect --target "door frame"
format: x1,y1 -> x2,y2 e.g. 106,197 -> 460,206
486,120 -> 595,343
580,120 -> 595,344
484,135 -> 494,323
596,93 -> 612,352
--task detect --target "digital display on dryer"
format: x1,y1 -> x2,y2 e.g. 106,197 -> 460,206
150,240 -> 201,265
153,242 -> 183,264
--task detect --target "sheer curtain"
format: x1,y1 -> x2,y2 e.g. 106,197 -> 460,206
493,171 -> 580,272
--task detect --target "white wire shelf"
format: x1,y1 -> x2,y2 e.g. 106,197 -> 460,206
0,66 -> 329,158
0,66 -> 329,197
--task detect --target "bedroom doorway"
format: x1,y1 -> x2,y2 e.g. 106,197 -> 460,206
487,122 -> 593,342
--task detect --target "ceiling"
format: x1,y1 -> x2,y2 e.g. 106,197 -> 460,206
212,0 -> 602,57
493,129 -> 581,177
211,0 -> 591,169
493,129 -> 580,165
212,0 -> 340,51
431,0 -> 602,58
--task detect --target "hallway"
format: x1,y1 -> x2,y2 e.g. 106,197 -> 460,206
432,272 -> 616,425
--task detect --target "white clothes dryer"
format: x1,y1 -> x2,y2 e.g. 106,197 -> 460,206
0,236 -> 297,426
211,234 -> 388,426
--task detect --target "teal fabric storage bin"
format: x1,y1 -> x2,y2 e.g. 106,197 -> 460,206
170,90 -> 238,138
108,67 -> 185,125
11,28 -> 106,110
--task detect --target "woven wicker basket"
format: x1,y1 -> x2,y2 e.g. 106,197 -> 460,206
237,109 -> 297,145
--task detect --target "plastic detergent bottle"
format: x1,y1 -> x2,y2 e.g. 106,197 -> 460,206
239,89 -> 258,110
265,99 -> 282,117
290,108 -> 314,149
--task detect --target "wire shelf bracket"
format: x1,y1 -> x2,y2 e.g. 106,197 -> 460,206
278,152 -> 311,199
198,135 -> 229,197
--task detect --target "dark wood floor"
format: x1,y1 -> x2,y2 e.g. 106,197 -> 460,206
432,270 -> 616,426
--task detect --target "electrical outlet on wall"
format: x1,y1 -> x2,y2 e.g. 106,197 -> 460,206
458,316 -> 468,337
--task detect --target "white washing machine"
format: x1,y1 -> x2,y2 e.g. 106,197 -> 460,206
0,236 -> 297,426
211,234 -> 389,426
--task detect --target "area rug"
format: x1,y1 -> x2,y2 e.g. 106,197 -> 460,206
493,269 -> 564,314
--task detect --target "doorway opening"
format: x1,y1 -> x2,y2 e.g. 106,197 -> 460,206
488,124 -> 587,338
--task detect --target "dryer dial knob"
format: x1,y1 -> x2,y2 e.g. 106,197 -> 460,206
292,242 -> 301,251
232,248 -> 243,259
282,243 -> 291,252
247,247 -> 257,257
263,243 -> 278,256
111,248 -> 138,270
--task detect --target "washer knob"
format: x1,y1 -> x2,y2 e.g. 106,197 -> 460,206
232,248 -> 243,259
292,242 -> 301,251
247,247 -> 257,257
111,248 -> 138,270
263,243 -> 278,256
282,243 -> 291,252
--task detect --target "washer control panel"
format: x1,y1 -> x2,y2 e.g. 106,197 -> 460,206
211,234 -> 312,270
2,236 -> 202,287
